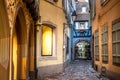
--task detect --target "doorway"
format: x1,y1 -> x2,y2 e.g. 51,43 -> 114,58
12,8 -> 27,80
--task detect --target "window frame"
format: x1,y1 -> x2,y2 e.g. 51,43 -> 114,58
81,6 -> 87,13
94,30 -> 99,61
101,0 -> 110,6
45,0 -> 58,4
92,0 -> 96,19
41,25 -> 53,56
39,21 -> 57,60
112,18 -> 120,66
74,21 -> 89,30
101,25 -> 108,63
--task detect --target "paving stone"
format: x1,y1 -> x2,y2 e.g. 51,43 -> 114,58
43,60 -> 110,80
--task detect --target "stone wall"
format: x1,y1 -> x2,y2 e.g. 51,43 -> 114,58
36,0 -> 67,79
0,0 -> 35,80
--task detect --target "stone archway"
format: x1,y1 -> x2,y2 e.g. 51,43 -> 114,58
74,40 -> 91,60
0,0 -> 10,80
12,7 -> 27,80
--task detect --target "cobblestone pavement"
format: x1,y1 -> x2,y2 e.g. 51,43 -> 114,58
43,60 -> 109,80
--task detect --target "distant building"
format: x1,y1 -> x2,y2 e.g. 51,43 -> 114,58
73,0 -> 91,60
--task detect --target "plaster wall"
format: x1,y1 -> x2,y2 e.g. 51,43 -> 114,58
92,0 -> 120,78
37,0 -> 67,79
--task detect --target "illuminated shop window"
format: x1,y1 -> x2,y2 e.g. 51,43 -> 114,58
101,25 -> 108,63
95,30 -> 99,61
112,21 -> 120,66
42,25 -> 53,56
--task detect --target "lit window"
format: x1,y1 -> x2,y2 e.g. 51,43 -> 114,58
112,20 -> 120,66
102,25 -> 108,63
42,25 -> 53,56
81,7 -> 87,13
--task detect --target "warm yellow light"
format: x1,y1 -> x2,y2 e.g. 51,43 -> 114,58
42,25 -> 53,56
13,30 -> 18,79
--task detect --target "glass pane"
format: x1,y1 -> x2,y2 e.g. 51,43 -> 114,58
42,25 -> 53,56
113,56 -> 116,63
116,57 -> 120,64
112,43 -> 116,55
112,32 -> 116,42
105,33 -> 108,42
116,43 -> 120,55
105,45 -> 107,54
113,24 -> 117,31
102,45 -> 104,54
117,30 -> 120,41
81,7 -> 87,13
102,34 -> 104,43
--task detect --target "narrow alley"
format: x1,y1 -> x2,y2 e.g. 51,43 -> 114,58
0,0 -> 120,80
43,60 -> 109,80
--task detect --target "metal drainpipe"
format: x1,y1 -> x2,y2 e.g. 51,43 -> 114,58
70,23 -> 73,61
34,19 -> 41,79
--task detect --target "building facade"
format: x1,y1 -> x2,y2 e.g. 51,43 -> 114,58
36,0 -> 68,79
62,0 -> 76,67
0,0 -> 39,80
73,0 -> 91,60
90,0 -> 120,79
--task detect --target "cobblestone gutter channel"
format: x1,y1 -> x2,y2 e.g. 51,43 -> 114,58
42,60 -> 109,80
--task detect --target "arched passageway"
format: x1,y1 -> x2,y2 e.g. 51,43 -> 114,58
0,0 -> 10,80
74,40 -> 91,60
12,7 -> 27,80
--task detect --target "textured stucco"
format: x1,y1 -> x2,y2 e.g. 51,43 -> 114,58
36,0 -> 67,79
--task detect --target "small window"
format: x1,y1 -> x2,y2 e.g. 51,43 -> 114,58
81,7 -> 87,13
112,19 -> 120,66
101,0 -> 109,6
95,30 -> 99,61
45,0 -> 58,4
101,25 -> 108,63
42,25 -> 53,56
75,21 -> 89,30
92,0 -> 96,18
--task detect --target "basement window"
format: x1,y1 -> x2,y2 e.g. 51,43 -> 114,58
101,25 -> 108,63
94,30 -> 99,61
112,19 -> 120,66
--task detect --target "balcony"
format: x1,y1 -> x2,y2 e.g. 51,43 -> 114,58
73,26 -> 91,37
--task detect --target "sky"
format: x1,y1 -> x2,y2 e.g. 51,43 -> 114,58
78,0 -> 88,2
85,0 -> 88,2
